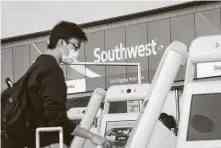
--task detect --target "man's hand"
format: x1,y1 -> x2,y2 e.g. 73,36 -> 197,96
72,126 -> 111,147
90,133 -> 111,148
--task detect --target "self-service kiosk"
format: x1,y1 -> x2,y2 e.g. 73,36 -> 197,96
125,41 -> 188,148
176,35 -> 221,148
98,83 -> 177,148
177,81 -> 221,148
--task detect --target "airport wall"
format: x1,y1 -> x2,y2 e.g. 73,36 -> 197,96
1,1 -> 221,92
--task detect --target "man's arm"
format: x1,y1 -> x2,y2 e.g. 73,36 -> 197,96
39,67 -> 77,135
71,126 -> 93,139
40,67 -> 111,148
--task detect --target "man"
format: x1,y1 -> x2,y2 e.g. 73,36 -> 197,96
26,21 -> 111,148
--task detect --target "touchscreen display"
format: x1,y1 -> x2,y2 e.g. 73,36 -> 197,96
187,93 -> 221,141
104,121 -> 136,148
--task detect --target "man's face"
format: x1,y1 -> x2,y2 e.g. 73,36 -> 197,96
62,37 -> 81,56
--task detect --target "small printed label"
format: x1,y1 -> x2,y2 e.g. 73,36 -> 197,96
197,62 -> 221,78
127,101 -> 140,113
66,79 -> 86,94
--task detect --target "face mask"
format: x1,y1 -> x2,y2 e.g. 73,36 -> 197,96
60,46 -> 79,64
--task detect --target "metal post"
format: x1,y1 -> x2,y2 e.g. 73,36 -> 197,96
137,63 -> 142,84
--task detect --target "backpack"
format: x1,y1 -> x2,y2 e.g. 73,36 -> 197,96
1,64 -> 38,146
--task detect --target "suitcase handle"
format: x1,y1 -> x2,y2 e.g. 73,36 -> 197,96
36,127 -> 63,148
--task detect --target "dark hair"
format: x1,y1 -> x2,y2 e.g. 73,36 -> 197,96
48,21 -> 88,49
159,113 -> 176,130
